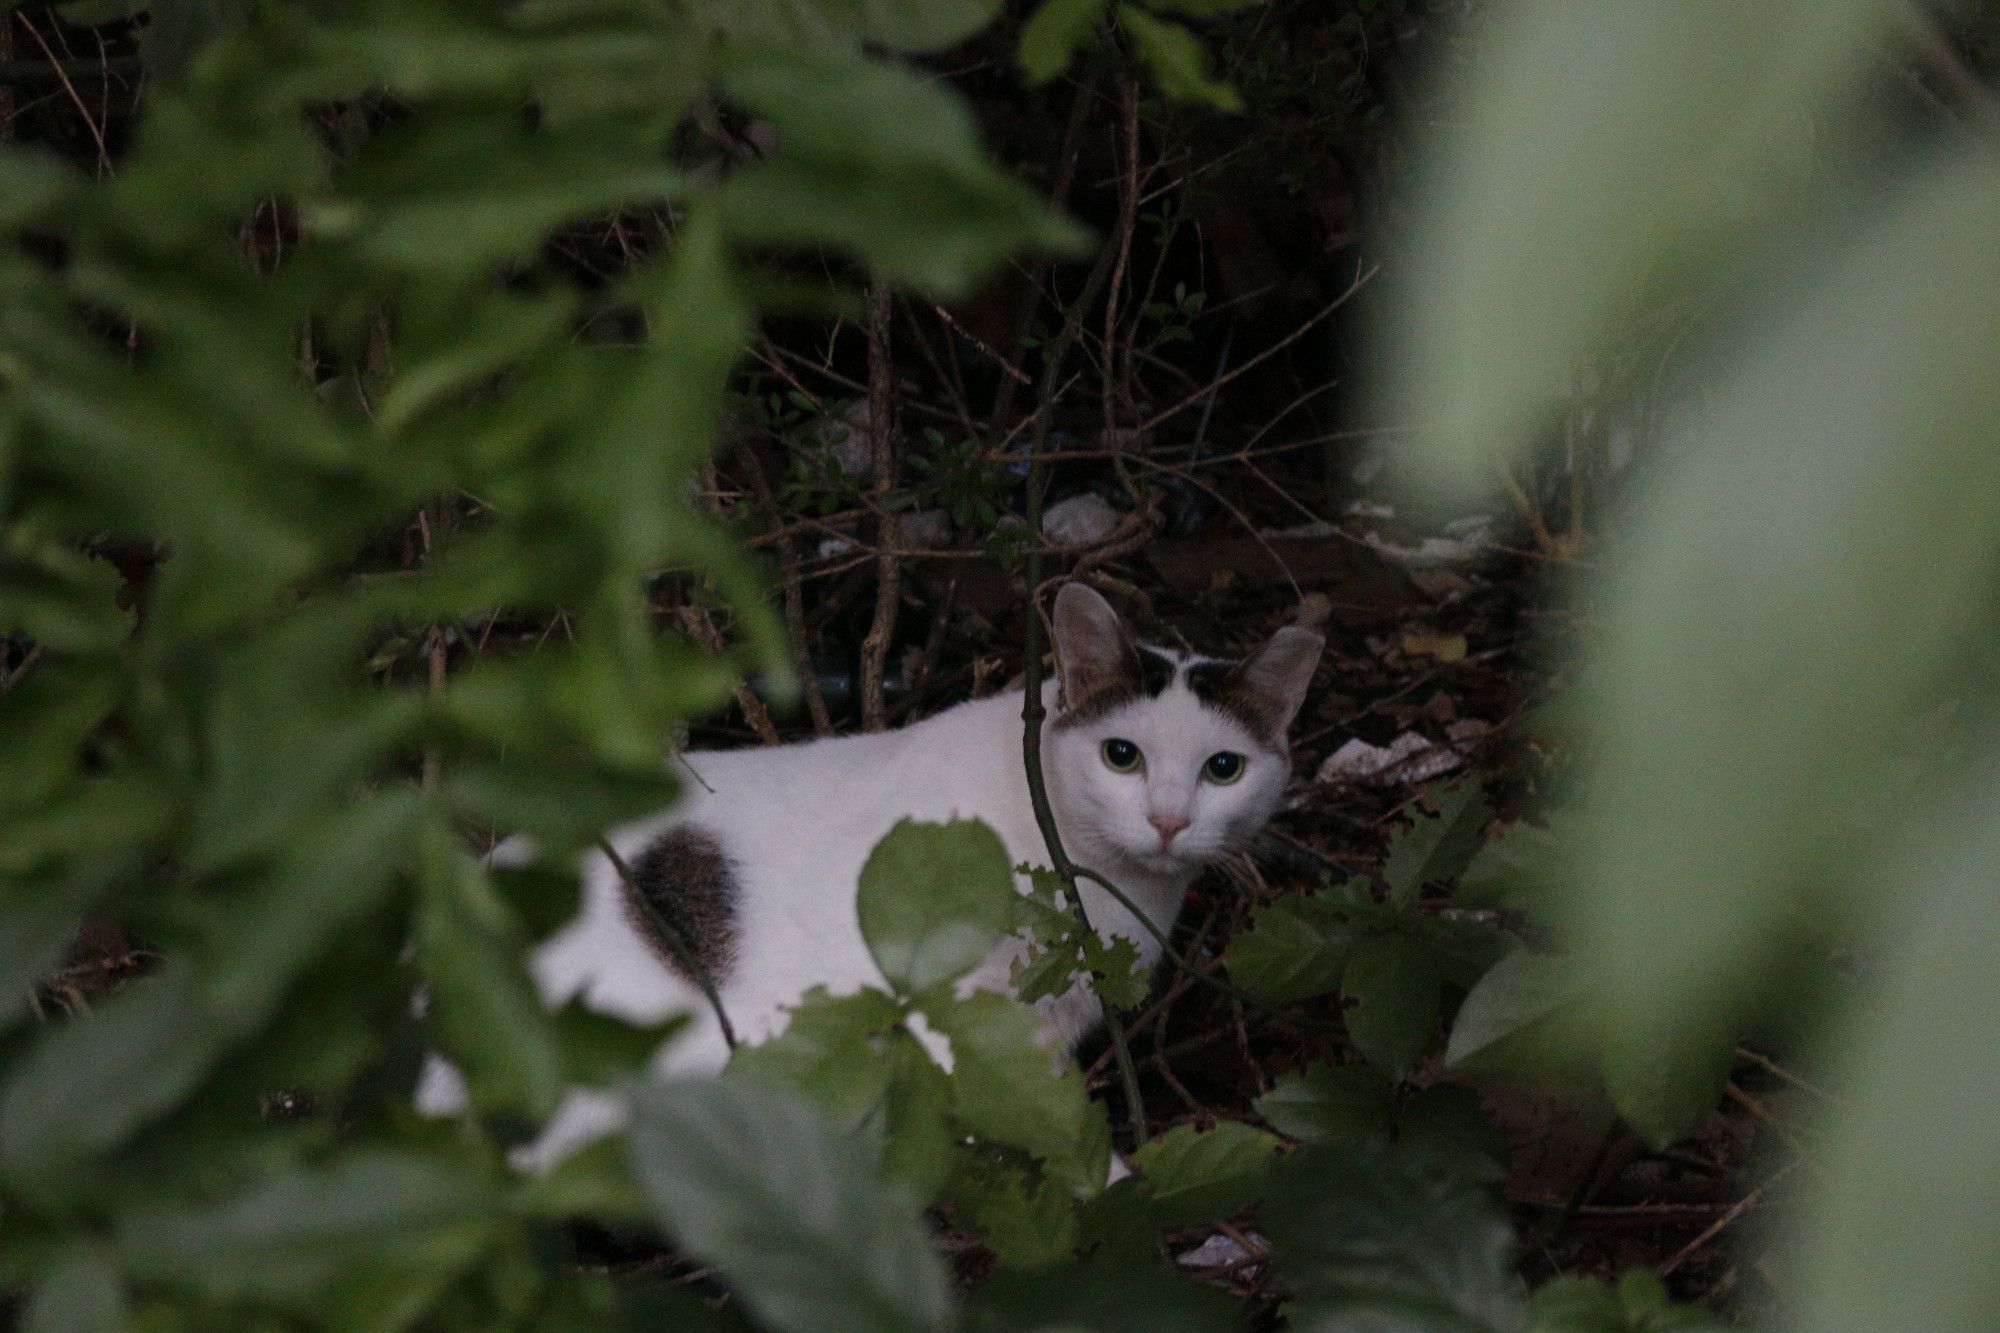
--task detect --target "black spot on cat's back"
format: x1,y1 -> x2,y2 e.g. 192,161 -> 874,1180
621,825 -> 739,987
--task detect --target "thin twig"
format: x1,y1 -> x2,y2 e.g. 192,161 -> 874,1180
859,282 -> 901,733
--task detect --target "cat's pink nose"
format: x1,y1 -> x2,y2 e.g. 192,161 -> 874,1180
1148,813 -> 1191,845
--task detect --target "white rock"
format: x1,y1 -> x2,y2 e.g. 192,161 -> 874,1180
1042,493 -> 1120,546
1317,731 -> 1464,787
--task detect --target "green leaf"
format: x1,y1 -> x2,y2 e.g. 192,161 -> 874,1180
1383,782 -> 1491,905
1342,932 -> 1443,1081
0,966 -> 231,1199
1223,892 -> 1352,1002
1262,1143 -> 1525,1332
1565,147 -> 2000,1127
1455,816 -> 1565,910
22,1244 -> 124,1333
1116,7 -> 1242,112
941,1145 -> 1079,1267
698,0 -> 1003,53
115,1151 -> 493,1303
923,991 -> 1110,1195
725,987 -> 956,1194
627,1078 -> 954,1333
1128,1120 -> 1281,1228
1388,0 -> 1904,494
1019,0 -> 1109,83
1445,949 -> 1585,1076
1787,770 -> 2000,1333
965,1253 -> 1241,1332
414,820 -> 568,1120
857,819 -> 1021,996
1255,1063 -> 1395,1144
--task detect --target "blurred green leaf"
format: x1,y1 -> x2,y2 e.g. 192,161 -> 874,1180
1787,765 -> 2000,1333
1256,1063 -> 1394,1144
965,1253 -> 1241,1332
1019,0 -> 1109,83
21,1243 -> 124,1333
1117,7 -> 1242,113
0,966 -> 230,1199
1389,0 -> 1901,493
1565,148 -> 2000,1128
414,820 -> 568,1120
1444,949 -> 1585,1076
628,1078 -> 954,1333
858,819 -> 1021,996
115,1151 -> 493,1302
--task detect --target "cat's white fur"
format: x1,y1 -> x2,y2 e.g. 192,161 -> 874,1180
418,585 -> 1321,1166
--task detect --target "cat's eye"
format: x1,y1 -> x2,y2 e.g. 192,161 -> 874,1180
1101,738 -> 1142,773
1203,751 -> 1246,785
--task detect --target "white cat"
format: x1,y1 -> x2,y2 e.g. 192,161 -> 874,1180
419,584 -> 1322,1165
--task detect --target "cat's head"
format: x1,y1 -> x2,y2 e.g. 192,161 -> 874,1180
1045,583 -> 1322,876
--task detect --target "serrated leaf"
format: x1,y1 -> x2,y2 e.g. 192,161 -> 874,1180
1223,893 -> 1352,1002
1254,1063 -> 1395,1144
941,1145 -> 1078,1267
1129,1120 -> 1281,1228
1117,7 -> 1242,112
1342,932 -> 1442,1081
1263,1142 -> 1525,1331
628,1078 -> 954,1333
1383,782 -> 1491,905
923,991 -> 1109,1195
857,819 -> 1021,996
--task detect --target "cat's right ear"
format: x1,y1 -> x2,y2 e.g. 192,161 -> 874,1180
1052,583 -> 1139,712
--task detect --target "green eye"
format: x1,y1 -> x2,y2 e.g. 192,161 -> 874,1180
1203,751 -> 1245,785
1101,738 -> 1142,772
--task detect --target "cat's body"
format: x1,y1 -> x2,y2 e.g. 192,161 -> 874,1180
419,586 -> 1321,1165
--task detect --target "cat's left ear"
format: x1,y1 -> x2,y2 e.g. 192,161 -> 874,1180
1229,626 -> 1324,740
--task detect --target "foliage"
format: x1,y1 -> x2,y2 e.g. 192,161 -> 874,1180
1386,1 -> 2000,1330
0,0 -> 1085,1324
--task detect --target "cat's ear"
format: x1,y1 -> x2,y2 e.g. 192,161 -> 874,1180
1226,626 -> 1323,740
1052,583 -> 1140,711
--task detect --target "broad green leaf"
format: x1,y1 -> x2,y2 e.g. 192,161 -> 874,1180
1223,893 -> 1351,1002
1565,148 -> 2000,1133
941,1146 -> 1078,1268
923,991 -> 1110,1195
1342,931 -> 1442,1081
1383,782 -> 1490,905
1388,0 -> 1903,493
857,819 -> 1021,996
697,0 -> 1002,53
414,820 -> 567,1120
1128,1120 -> 1281,1228
0,966 -> 230,1199
1529,1272 -> 1726,1332
965,1253 -> 1241,1333
201,793 -> 422,1023
1254,1063 -> 1394,1144
1787,766 -> 2000,1333
628,1078 -> 954,1333
116,1151 -> 492,1302
1444,949 -> 1585,1075
1455,817 -> 1566,910
1144,0 -> 1263,13
1116,7 -> 1242,113
1019,0 -> 1109,83
1263,1143 -> 1525,1331
21,1244 -> 123,1333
